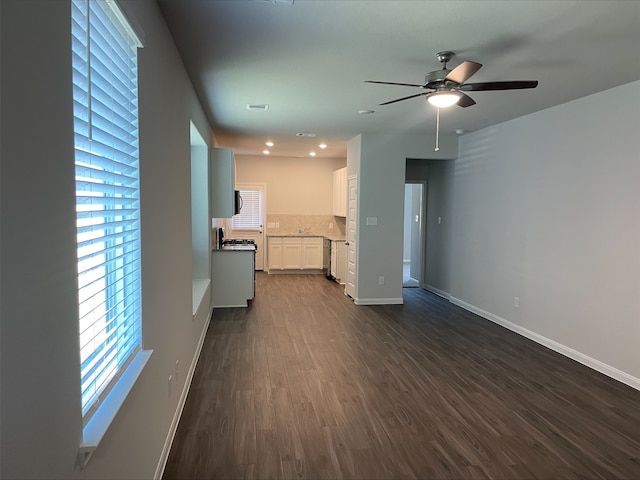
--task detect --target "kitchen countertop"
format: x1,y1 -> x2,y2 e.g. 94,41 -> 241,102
267,233 -> 346,242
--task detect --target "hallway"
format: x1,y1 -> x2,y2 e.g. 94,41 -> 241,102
164,273 -> 640,479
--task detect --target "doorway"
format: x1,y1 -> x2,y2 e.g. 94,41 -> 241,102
403,182 -> 425,288
228,183 -> 266,270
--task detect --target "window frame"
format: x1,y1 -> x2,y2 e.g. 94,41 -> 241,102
71,0 -> 151,467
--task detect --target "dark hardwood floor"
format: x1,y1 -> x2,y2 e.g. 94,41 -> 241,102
163,273 -> 640,479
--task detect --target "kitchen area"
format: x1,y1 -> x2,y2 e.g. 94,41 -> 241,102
209,147 -> 348,309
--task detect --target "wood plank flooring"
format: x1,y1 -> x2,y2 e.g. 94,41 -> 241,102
163,273 -> 640,479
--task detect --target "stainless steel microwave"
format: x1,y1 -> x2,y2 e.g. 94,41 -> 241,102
234,190 -> 242,215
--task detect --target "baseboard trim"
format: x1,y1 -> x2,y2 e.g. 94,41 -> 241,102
354,297 -> 404,305
424,285 -> 451,300
449,296 -> 640,392
154,305 -> 213,479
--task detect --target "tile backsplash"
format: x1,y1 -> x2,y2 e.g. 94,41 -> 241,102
266,214 -> 345,237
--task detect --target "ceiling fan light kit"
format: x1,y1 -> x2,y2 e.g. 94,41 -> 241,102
427,91 -> 462,108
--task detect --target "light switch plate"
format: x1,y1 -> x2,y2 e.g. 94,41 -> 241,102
366,217 -> 378,226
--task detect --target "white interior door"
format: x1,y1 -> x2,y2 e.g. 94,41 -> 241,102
345,175 -> 357,298
228,183 -> 266,270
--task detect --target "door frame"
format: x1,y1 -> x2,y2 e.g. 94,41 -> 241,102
403,180 -> 427,288
345,174 -> 358,299
229,182 -> 267,270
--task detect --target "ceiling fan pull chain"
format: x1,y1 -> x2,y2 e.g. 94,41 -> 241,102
435,107 -> 440,152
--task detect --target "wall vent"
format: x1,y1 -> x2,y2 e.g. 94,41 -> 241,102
246,104 -> 269,111
295,132 -> 317,137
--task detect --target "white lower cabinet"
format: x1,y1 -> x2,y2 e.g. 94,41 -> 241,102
268,236 -> 323,271
282,238 -> 302,269
302,237 -> 323,269
268,238 -> 283,270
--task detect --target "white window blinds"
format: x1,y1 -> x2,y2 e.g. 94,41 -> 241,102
231,190 -> 262,230
72,0 -> 143,420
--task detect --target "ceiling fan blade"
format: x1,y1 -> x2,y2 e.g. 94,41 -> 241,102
379,92 -> 428,106
459,80 -> 539,91
445,61 -> 482,84
365,80 -> 425,88
456,92 -> 476,108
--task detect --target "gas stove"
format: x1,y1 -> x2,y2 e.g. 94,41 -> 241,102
222,239 -> 256,246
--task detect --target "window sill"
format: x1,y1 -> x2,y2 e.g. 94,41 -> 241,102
192,278 -> 210,318
78,349 -> 153,469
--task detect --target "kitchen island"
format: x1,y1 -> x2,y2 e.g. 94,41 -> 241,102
211,244 -> 255,308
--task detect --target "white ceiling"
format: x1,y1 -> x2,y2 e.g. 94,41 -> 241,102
158,0 -> 640,159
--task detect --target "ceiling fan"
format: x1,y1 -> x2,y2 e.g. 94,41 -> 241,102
366,51 -> 538,108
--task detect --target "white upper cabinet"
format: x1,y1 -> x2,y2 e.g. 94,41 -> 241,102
209,147 -> 236,218
332,167 -> 347,217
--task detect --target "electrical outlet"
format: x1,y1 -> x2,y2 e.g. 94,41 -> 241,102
329,222 -> 334,229
513,297 -> 520,308
438,216 -> 442,225
379,276 -> 385,285
275,222 -> 280,228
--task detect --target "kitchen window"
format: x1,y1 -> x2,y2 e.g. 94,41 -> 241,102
72,0 -> 150,466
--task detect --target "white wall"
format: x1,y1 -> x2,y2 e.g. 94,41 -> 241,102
1,1 -> 215,478
354,133 -> 457,304
450,80 -> 640,386
235,154 -> 345,214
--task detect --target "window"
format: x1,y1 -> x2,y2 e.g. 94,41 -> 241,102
72,0 -> 144,423
230,189 -> 263,230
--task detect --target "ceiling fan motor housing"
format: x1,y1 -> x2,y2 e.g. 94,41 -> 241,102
425,69 -> 453,89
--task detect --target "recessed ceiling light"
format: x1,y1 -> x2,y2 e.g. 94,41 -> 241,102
358,109 -> 375,115
309,151 -> 317,157
265,141 -> 274,147
263,150 -> 270,155
318,143 -> 327,149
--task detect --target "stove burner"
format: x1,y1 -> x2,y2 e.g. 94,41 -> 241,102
222,238 -> 256,246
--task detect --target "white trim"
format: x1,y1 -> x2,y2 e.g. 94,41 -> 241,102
192,279 -> 210,318
110,0 -> 145,47
449,296 -> 640,392
424,285 -> 450,300
78,349 -> 153,469
154,305 -> 213,480
354,297 -> 404,305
